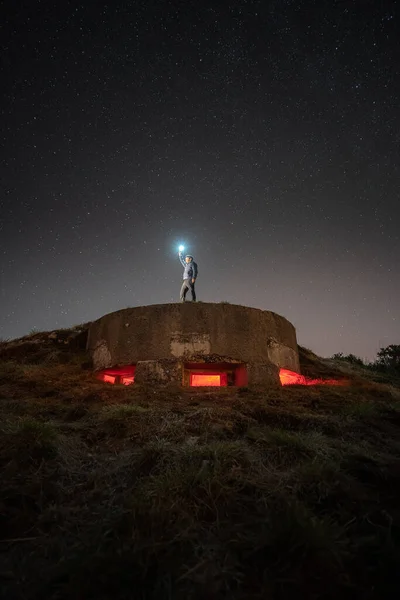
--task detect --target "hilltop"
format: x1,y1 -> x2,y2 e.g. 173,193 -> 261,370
1,324 -> 400,600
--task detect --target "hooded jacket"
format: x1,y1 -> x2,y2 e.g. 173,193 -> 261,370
179,253 -> 198,280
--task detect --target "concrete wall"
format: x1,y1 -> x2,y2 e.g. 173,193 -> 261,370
87,303 -> 299,375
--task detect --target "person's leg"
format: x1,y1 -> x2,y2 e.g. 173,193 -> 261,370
190,281 -> 196,301
180,279 -> 189,301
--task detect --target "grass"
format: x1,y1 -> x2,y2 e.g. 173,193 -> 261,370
0,336 -> 400,599
1,417 -> 59,463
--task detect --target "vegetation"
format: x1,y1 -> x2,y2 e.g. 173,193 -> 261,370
331,346 -> 400,389
332,352 -> 366,366
375,344 -> 400,374
0,333 -> 400,599
332,344 -> 400,374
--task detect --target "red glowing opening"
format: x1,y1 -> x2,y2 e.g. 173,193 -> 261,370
187,362 -> 247,387
97,366 -> 136,385
98,366 -> 345,388
190,373 -> 228,387
279,368 -> 345,387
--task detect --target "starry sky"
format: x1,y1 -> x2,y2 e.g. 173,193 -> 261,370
1,0 -> 399,361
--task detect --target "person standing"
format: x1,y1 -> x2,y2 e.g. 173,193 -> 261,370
178,250 -> 198,302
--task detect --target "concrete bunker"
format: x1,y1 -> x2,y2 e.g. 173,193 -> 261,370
87,303 -> 300,388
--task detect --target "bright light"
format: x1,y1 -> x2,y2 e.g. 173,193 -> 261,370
96,366 -> 136,386
191,374 -> 222,387
190,372 -> 228,386
179,244 -> 184,251
279,368 -> 345,387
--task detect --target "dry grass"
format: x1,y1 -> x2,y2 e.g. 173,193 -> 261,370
0,342 -> 400,599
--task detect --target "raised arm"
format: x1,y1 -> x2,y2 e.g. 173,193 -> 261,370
178,251 -> 186,267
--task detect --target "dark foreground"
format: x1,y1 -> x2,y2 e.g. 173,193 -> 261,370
0,339 -> 400,599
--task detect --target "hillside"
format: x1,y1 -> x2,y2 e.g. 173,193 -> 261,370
1,325 -> 400,600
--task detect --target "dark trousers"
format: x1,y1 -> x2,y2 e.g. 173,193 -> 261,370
180,278 -> 196,301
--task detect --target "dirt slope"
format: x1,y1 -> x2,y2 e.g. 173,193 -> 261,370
1,327 -> 399,600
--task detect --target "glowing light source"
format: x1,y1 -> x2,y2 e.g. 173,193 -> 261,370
97,366 -> 136,385
190,373 -> 228,386
191,374 -> 221,386
279,368 -> 345,387
179,245 -> 185,252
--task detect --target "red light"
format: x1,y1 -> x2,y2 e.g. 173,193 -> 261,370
279,368 -> 344,387
190,373 -> 228,387
191,374 -> 221,386
279,369 -> 307,385
97,366 -> 136,385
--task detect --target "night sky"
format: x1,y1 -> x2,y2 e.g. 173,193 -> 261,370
1,0 -> 399,360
